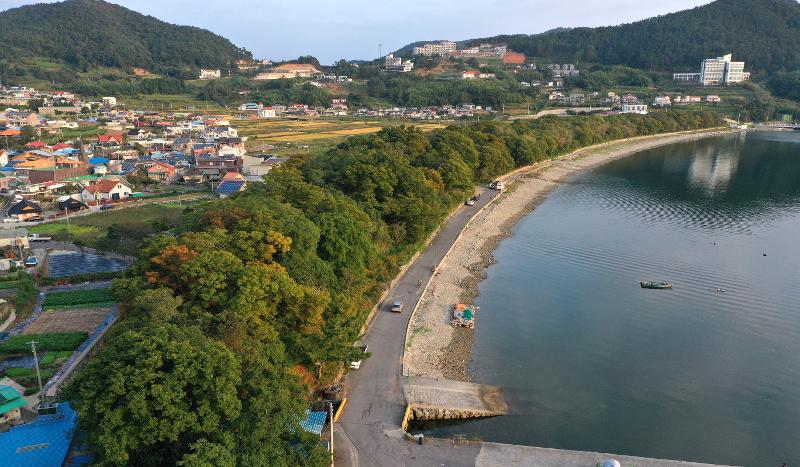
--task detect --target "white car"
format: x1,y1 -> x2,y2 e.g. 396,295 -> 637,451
349,345 -> 368,369
2,217 -> 19,224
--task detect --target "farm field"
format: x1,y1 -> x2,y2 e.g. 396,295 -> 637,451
234,118 -> 449,146
23,308 -> 111,334
43,288 -> 117,310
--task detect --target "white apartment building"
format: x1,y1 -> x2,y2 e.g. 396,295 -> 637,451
621,103 -> 649,115
700,54 -> 750,85
413,41 -> 457,56
384,54 -> 414,73
653,96 -> 672,107
199,69 -> 222,80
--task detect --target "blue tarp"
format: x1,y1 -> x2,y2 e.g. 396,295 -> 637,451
88,157 -> 109,165
0,403 -> 77,467
300,410 -> 327,435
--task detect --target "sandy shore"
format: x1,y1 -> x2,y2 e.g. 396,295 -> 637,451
404,128 -> 732,381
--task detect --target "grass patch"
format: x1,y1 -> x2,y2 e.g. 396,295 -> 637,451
39,350 -> 74,366
13,273 -> 39,319
29,203 -> 187,255
0,273 -> 20,282
0,332 -> 87,355
38,271 -> 123,286
44,289 -> 116,309
0,281 -> 19,289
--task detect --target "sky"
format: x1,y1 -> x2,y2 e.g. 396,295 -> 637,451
0,0 -> 713,64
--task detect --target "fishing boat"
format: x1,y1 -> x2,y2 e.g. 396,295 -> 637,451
640,281 -> 672,289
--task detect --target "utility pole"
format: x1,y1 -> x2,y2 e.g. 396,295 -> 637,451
328,400 -> 334,461
30,340 -> 44,403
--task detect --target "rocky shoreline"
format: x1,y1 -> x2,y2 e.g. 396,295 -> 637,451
404,128 -> 733,382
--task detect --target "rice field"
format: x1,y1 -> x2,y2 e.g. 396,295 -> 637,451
234,118 -> 448,146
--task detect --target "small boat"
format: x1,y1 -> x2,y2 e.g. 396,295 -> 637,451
640,281 -> 672,289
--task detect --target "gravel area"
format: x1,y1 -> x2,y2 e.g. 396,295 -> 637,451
404,129 -> 732,381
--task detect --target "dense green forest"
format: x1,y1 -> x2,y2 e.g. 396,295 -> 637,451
67,110 -> 723,465
0,0 -> 249,73
468,0 -> 800,72
462,0 -> 800,99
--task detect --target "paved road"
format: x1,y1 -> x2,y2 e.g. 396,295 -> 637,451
336,185 -> 504,467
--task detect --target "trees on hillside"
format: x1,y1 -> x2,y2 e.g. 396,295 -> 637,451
72,110 -> 722,465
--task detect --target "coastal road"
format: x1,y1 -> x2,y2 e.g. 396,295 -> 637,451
336,185 -> 506,467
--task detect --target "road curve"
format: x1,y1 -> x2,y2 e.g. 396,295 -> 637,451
336,183 -> 511,467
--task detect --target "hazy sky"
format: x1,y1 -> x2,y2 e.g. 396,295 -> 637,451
1,0 -> 713,64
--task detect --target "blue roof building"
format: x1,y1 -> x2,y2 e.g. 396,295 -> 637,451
216,180 -> 246,198
0,403 -> 78,467
0,385 -> 25,423
88,157 -> 109,165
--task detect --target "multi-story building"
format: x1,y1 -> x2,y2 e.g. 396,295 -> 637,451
413,41 -> 457,56
384,54 -> 414,73
547,64 -> 580,78
653,96 -> 672,107
621,103 -> 648,115
675,54 -> 750,86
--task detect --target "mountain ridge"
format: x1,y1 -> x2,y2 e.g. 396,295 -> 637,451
395,0 -> 800,76
0,0 -> 250,72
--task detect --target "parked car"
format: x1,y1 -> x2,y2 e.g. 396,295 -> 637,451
100,204 -> 115,211
2,217 -> 19,224
27,234 -> 52,242
390,300 -> 404,313
27,216 -> 45,222
349,346 -> 368,370
465,198 -> 476,206
24,256 -> 38,267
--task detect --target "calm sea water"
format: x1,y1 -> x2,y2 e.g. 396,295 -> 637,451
420,132 -> 800,466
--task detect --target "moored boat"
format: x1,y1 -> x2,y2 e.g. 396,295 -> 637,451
640,281 -> 673,289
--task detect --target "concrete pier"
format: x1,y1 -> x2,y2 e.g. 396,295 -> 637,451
403,377 -> 508,424
475,443 -> 740,467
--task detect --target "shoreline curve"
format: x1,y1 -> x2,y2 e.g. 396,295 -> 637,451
403,127 -> 733,382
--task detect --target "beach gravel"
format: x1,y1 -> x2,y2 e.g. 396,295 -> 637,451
403,129 -> 730,381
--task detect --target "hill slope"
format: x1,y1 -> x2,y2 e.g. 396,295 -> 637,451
0,0 -> 250,71
467,0 -> 800,74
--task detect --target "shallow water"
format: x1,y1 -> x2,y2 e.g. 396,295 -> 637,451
419,131 -> 800,466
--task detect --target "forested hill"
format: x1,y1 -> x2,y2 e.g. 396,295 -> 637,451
0,0 -> 250,70
467,0 -> 800,74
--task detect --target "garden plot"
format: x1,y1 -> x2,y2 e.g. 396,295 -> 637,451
42,288 -> 117,311
22,308 -> 111,334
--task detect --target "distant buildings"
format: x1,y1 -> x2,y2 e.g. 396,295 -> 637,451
412,41 -> 512,59
653,96 -> 672,107
255,64 -> 321,80
199,68 -> 222,80
413,41 -> 457,56
673,54 -> 750,86
621,103 -> 649,115
547,64 -> 580,78
461,71 -> 495,80
384,54 -> 414,73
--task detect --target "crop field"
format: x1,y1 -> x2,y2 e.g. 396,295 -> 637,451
234,118 -> 448,146
43,288 -> 117,310
23,308 -> 111,334
0,332 -> 87,355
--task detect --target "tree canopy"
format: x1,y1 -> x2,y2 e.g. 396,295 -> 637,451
70,110 -> 723,465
